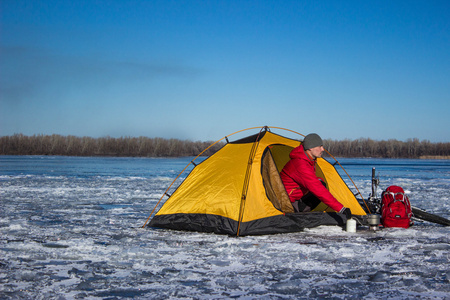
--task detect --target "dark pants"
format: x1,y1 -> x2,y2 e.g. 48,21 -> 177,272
292,192 -> 321,212
292,180 -> 326,212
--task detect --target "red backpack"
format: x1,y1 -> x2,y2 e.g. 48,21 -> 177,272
381,185 -> 413,228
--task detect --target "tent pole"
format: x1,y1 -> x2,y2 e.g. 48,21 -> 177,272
236,128 -> 265,236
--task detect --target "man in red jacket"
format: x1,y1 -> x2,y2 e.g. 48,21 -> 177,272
280,133 -> 352,218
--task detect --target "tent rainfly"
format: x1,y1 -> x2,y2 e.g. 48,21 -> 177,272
144,127 -> 367,236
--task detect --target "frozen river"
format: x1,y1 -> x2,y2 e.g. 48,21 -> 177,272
1,156 -> 449,299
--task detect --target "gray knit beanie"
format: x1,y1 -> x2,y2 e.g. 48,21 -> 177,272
302,133 -> 323,150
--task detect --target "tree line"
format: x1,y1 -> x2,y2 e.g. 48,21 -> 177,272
323,138 -> 449,159
0,134 -> 449,158
0,134 -> 223,157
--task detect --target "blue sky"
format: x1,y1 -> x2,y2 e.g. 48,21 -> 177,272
1,0 -> 449,142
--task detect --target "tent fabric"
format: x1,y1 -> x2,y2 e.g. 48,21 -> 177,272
150,212 -> 346,236
148,129 -> 366,236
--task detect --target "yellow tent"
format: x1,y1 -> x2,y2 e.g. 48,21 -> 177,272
145,127 -> 367,236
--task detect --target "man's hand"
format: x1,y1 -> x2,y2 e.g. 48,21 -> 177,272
340,207 -> 352,219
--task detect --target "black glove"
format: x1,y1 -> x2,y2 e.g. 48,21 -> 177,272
340,207 -> 352,219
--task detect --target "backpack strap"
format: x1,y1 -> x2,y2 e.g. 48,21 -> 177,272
387,191 -> 405,201
387,191 -> 408,214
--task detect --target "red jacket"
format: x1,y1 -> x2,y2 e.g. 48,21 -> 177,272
280,145 -> 344,212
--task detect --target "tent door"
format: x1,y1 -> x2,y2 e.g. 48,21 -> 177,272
261,148 -> 294,213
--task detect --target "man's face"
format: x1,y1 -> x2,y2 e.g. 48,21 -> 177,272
309,145 -> 324,159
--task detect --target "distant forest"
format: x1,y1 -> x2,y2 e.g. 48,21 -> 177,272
1,134 -> 449,159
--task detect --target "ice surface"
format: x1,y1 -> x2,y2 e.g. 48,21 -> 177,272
1,156 -> 449,299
